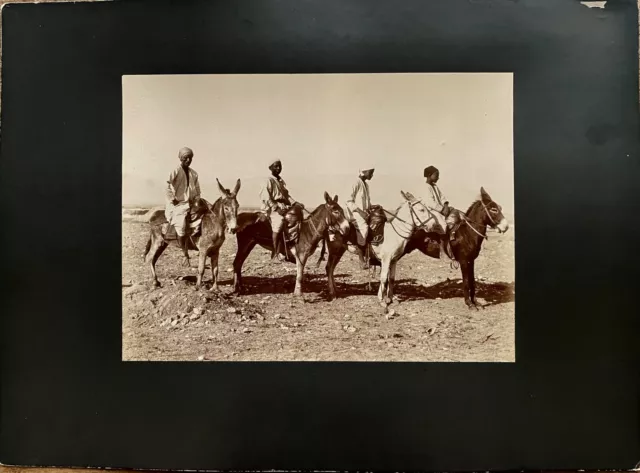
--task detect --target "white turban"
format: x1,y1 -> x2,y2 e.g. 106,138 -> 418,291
358,166 -> 375,176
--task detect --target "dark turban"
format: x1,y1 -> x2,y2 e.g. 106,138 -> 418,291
178,147 -> 194,160
423,165 -> 438,178
268,159 -> 282,170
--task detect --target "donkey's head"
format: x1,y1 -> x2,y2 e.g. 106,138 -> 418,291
216,178 -> 241,234
400,190 -> 435,231
479,187 -> 509,233
323,191 -> 350,236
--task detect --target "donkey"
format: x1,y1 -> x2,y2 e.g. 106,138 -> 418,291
319,191 -> 444,306
143,179 -> 241,289
404,187 -> 509,309
233,192 -> 350,298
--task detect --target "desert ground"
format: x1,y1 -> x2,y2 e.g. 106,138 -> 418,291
122,209 -> 515,362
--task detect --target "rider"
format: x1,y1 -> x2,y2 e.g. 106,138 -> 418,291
165,146 -> 201,266
346,166 -> 374,247
259,159 -> 303,261
423,165 -> 462,256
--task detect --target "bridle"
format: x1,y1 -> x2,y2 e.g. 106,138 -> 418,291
387,199 -> 434,240
460,199 -> 502,239
302,204 -> 345,239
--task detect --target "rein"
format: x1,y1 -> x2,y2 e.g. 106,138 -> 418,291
301,205 -> 337,240
459,200 -> 499,239
386,200 -> 433,240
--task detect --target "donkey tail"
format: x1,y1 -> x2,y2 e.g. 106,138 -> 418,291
316,238 -> 327,268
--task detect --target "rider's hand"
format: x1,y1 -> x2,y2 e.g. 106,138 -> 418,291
172,198 -> 179,205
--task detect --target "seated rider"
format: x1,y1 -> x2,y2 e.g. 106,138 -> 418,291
346,166 -> 374,247
423,165 -> 462,256
259,159 -> 304,261
165,146 -> 201,267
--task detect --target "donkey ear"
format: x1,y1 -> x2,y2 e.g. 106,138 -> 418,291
400,190 -> 409,201
324,191 -> 331,204
217,178 -> 229,197
480,186 -> 491,202
333,194 -> 339,203
232,178 -> 241,197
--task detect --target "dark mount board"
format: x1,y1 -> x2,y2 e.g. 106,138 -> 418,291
1,0 -> 638,470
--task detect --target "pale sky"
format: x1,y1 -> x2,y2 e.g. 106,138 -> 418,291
123,73 -> 514,217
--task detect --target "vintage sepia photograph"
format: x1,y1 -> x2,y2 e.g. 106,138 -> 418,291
122,73 -> 514,362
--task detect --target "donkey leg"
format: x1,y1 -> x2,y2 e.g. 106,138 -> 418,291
209,250 -> 220,292
293,254 -> 305,298
326,245 -> 346,301
147,237 -> 168,288
378,259 -> 390,306
460,261 -> 478,310
195,248 -> 207,290
388,260 -> 397,302
468,260 -> 481,308
232,238 -> 256,294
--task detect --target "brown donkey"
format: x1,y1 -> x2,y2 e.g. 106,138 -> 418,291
143,179 -> 241,289
233,192 -> 350,298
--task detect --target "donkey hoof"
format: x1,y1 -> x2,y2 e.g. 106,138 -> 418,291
152,280 -> 161,288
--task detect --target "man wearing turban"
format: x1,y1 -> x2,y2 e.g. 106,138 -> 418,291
346,166 -> 375,247
259,159 -> 302,261
165,147 -> 201,266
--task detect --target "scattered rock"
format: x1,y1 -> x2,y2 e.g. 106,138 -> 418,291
344,314 -> 351,319
242,328 -> 251,334
124,284 -> 147,297
280,324 -> 289,330
205,321 -> 210,325
244,299 -> 249,304
171,320 -> 179,326
427,327 -> 436,335
193,307 -> 204,315
392,333 -> 403,338
197,355 -> 205,361
227,307 -> 238,314
274,313 -> 281,320
189,313 -> 200,321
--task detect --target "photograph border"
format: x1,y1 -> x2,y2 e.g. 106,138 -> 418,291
1,0 -> 639,470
